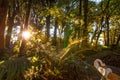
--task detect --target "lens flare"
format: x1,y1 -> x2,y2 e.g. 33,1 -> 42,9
22,31 -> 31,40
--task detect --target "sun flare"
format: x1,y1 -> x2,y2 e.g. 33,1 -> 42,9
22,31 -> 31,40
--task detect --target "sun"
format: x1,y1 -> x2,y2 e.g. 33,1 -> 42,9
22,31 -> 31,40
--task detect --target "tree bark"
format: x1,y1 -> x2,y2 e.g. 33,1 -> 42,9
106,16 -> 110,46
6,18 -> 13,48
6,8 -> 14,48
45,15 -> 51,41
53,18 -> 58,46
95,17 -> 104,46
113,29 -> 117,44
20,0 -> 31,55
109,30 -> 111,44
116,35 -> 120,45
103,31 -> 107,46
6,0 -> 19,48
78,0 -> 82,39
82,0 -> 88,47
0,0 -> 8,51
91,24 -> 98,44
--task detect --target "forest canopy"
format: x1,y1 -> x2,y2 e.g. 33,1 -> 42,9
0,0 -> 120,51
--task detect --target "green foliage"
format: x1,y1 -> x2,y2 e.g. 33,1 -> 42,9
0,52 -> 57,80
63,27 -> 72,48
0,57 -> 31,80
0,36 -> 107,80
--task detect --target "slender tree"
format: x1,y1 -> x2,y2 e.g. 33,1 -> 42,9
53,17 -> 58,46
78,0 -> 82,39
20,0 -> 31,55
106,16 -> 110,46
81,0 -> 88,47
46,15 -> 51,41
105,0 -> 110,46
6,0 -> 19,48
116,34 -> 120,45
95,16 -> 104,46
0,0 -> 8,51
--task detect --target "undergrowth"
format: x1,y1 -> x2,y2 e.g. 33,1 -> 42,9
0,40 -> 107,80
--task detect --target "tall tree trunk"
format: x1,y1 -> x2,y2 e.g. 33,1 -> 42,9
53,18 -> 58,46
6,0 -> 18,48
78,0 -> 82,39
45,0 -> 54,42
6,18 -> 13,48
106,16 -> 110,46
46,15 -> 51,41
6,7 -> 14,48
20,0 -> 31,55
95,17 -> 104,46
0,0 -> 8,51
104,0 -> 110,46
82,0 -> 88,47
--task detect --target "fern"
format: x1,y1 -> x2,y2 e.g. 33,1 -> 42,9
0,56 -> 32,80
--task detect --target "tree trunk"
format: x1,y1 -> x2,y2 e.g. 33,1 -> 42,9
95,17 -> 104,46
110,30 -> 113,45
104,0 -> 110,46
106,16 -> 110,46
0,0 -> 8,51
116,35 -> 120,46
53,18 -> 58,46
113,29 -> 117,44
96,30 -> 102,46
46,15 -> 51,41
6,15 -> 14,48
78,0 -> 82,39
20,0 -> 31,55
6,0 -> 18,48
103,31 -> 107,46
91,24 -> 98,44
82,0 -> 88,47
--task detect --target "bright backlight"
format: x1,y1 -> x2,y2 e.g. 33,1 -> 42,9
22,31 -> 31,40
